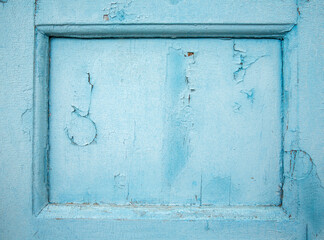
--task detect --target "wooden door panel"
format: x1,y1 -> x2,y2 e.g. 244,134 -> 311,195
49,38 -> 281,207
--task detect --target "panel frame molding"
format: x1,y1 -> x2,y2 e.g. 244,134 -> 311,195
36,23 -> 294,38
33,23 -> 299,222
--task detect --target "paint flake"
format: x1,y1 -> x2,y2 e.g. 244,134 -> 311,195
66,73 -> 97,146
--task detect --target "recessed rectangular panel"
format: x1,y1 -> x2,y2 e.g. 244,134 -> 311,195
49,38 -> 282,206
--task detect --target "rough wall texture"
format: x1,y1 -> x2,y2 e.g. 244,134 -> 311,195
295,0 -> 324,238
0,0 -> 35,239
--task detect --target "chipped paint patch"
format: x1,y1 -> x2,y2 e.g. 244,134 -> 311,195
66,110 -> 97,146
102,0 -> 133,22
233,41 -> 267,84
66,73 -> 97,146
103,14 -> 109,21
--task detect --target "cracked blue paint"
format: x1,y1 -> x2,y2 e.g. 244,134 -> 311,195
66,73 -> 97,146
2,1 -> 324,238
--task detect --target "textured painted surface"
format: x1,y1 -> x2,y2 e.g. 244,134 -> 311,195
35,0 -> 297,25
291,1 -> 324,238
0,0 -> 35,239
49,39 -> 281,206
0,0 -> 323,239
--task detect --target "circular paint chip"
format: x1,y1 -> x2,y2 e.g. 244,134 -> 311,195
66,112 -> 97,146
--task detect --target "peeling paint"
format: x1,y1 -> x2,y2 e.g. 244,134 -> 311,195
66,73 -> 97,146
103,14 -> 109,21
66,110 -> 97,146
102,0 -> 133,22
233,41 -> 267,84
184,52 -> 194,57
